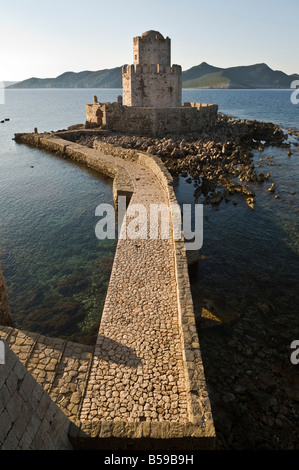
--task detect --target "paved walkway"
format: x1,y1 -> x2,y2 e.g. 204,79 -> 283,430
80,159 -> 188,423
6,132 -> 216,447
0,154 -> 189,425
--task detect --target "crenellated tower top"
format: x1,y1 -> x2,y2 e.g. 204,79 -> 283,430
133,30 -> 171,67
123,30 -> 182,108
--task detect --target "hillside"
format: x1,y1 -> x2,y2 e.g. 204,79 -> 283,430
7,63 -> 299,90
183,63 -> 299,89
1,81 -> 19,88
181,62 -> 223,82
8,67 -> 123,89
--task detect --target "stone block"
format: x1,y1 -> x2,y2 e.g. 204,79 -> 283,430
0,409 -> 13,445
99,421 -> 113,438
6,389 -> 23,422
0,383 -> 10,414
13,405 -> 32,440
18,429 -> 33,450
19,372 -> 36,402
2,428 -> 18,450
25,413 -> 41,441
35,392 -> 51,420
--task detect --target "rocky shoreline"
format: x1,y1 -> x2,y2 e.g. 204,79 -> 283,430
72,114 -> 298,211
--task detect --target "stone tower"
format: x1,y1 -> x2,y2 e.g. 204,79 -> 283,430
122,30 -> 182,108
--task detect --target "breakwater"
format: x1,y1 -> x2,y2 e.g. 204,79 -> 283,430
0,129 -> 215,449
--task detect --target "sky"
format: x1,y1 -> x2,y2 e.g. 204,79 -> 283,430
0,0 -> 298,81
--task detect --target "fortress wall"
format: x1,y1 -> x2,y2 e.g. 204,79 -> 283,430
152,104 -> 218,135
85,102 -> 218,136
0,264 -> 12,327
0,339 -> 74,450
133,35 -> 171,67
123,65 -> 182,107
86,103 -> 102,126
104,104 -> 156,135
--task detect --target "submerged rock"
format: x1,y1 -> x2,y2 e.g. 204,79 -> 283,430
257,301 -> 275,315
257,173 -> 266,183
68,114 -> 289,210
246,197 -> 255,210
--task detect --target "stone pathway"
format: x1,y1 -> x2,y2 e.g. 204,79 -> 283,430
80,159 -> 188,423
0,156 -> 189,425
6,132 -> 216,448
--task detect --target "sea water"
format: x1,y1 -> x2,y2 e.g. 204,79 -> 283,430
0,88 -> 298,343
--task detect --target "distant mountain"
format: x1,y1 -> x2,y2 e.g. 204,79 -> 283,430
0,81 -> 19,88
182,62 -> 223,82
8,67 -> 123,89
7,63 -> 299,90
182,63 -> 299,89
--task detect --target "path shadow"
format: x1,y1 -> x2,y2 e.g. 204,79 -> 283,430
95,335 -> 142,368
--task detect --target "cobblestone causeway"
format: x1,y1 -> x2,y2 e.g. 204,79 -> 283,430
3,132 -> 216,447
0,157 -> 188,424
80,159 -> 188,423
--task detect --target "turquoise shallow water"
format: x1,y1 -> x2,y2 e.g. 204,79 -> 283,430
0,88 -> 298,342
0,89 -> 118,343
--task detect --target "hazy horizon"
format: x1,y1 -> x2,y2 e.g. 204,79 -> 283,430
2,61 -> 299,85
1,0 -> 298,82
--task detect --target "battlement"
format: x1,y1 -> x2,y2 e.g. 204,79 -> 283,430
184,102 -> 219,112
86,100 -> 218,135
139,30 -> 170,41
123,30 -> 182,108
133,31 -> 171,67
136,34 -> 171,48
87,30 -> 218,131
122,64 -> 182,76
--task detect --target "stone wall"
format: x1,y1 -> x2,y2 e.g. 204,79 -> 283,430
133,32 -> 171,67
14,132 -> 134,209
18,133 -> 213,422
122,64 -> 182,108
0,264 -> 12,327
0,340 -> 74,450
85,102 -> 218,136
86,103 -> 102,127
122,31 -> 181,108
